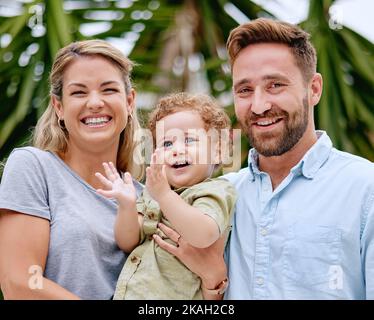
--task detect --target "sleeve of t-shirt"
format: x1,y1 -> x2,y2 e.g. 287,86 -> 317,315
0,148 -> 51,220
191,178 -> 237,235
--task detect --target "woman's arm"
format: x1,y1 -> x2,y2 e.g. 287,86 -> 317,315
0,210 -> 80,299
153,223 -> 227,300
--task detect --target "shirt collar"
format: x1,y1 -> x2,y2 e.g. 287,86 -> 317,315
172,177 -> 213,193
247,130 -> 332,181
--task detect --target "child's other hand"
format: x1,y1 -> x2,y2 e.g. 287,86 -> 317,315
95,162 -> 137,206
146,149 -> 171,201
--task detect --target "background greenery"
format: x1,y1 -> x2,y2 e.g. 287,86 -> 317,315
0,0 -> 373,299
0,0 -> 373,167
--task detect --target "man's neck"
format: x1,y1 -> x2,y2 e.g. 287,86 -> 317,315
60,142 -> 118,189
258,131 -> 318,190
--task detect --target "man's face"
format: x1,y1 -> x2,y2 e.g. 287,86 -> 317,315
232,43 -> 312,157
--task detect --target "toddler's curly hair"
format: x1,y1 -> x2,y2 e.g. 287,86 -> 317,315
148,92 -> 231,145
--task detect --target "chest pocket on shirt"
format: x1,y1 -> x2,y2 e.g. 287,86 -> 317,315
282,224 -> 342,297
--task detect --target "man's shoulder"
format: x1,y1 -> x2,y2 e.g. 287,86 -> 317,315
329,148 -> 374,176
222,167 -> 251,186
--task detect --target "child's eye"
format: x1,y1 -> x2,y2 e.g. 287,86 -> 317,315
163,140 -> 173,148
185,137 -> 196,144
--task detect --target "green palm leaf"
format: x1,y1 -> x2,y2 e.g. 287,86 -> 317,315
0,0 -> 373,164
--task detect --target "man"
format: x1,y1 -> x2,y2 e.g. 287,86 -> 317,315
155,18 -> 374,299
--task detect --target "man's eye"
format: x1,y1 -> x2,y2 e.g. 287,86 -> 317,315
270,83 -> 284,89
163,141 -> 173,148
237,87 -> 253,94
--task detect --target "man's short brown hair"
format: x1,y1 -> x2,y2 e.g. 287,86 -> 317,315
226,18 -> 317,82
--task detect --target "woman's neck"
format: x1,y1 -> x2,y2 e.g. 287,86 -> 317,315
59,143 -> 118,190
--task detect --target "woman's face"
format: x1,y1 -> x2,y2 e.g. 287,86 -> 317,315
53,55 -> 134,152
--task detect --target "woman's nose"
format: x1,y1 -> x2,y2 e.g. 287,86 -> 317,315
86,92 -> 104,110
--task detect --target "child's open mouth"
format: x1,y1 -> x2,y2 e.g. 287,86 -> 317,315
171,161 -> 190,169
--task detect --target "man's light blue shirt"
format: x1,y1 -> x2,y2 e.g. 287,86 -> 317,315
223,131 -> 374,299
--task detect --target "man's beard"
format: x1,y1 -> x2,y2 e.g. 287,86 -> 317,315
240,96 -> 309,157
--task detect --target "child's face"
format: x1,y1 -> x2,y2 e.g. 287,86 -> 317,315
155,110 -> 218,189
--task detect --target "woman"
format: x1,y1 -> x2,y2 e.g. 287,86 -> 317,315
0,39 -> 227,300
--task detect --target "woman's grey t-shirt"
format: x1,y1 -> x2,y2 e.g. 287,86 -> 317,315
0,147 -> 143,299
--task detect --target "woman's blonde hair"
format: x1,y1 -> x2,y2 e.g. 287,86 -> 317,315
32,39 -> 144,180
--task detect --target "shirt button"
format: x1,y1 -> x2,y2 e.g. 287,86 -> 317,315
256,277 -> 264,285
260,228 -> 267,236
130,256 -> 139,263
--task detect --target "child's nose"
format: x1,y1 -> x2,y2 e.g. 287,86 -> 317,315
172,142 -> 185,156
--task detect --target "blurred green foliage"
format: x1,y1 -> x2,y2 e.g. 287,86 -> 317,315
0,0 -> 373,170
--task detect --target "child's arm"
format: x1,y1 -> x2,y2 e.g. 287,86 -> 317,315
146,152 -> 219,248
95,162 -> 142,253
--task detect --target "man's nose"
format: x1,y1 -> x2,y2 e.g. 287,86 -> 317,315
86,92 -> 104,110
251,88 -> 271,115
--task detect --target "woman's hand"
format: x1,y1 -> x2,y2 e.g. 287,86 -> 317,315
153,222 -> 228,300
95,162 -> 137,206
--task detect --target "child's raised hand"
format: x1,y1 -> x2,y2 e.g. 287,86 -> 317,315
95,162 -> 137,206
146,149 -> 171,201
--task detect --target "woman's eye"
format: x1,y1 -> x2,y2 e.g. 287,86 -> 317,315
163,141 -> 173,148
104,88 -> 118,93
71,90 -> 85,95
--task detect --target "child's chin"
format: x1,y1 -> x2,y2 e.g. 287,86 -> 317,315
170,180 -> 191,189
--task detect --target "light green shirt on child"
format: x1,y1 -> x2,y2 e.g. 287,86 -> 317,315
113,177 -> 237,300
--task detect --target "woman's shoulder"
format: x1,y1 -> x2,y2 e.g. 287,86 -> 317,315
10,146 -> 52,160
5,146 -> 56,172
